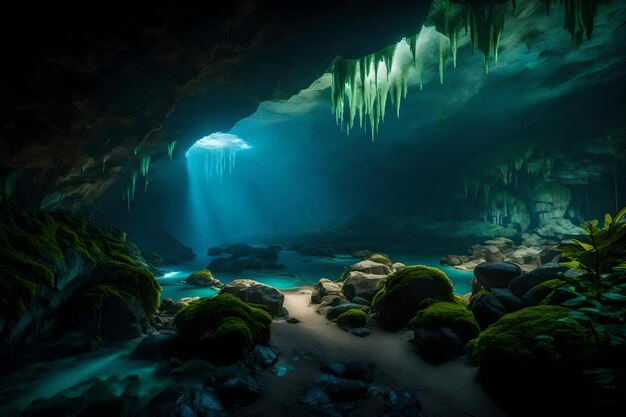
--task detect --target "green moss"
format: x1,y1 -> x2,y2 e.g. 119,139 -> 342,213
454,294 -> 469,308
469,306 -> 600,407
186,269 -> 217,286
337,308 -> 368,329
468,289 -> 489,310
90,262 -> 161,316
367,253 -> 393,267
174,294 -> 272,364
412,301 -> 480,343
372,265 -> 455,330
82,284 -> 132,314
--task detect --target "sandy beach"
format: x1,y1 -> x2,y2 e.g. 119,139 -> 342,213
233,289 -> 507,417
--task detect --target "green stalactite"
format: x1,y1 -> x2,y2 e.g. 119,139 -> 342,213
167,141 -> 177,160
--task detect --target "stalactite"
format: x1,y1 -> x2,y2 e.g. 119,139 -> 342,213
167,141 -> 177,160
131,170 -> 138,202
102,156 -> 110,173
133,145 -> 141,156
140,154 -> 151,177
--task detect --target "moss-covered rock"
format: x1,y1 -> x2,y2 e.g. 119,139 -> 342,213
469,305 -> 600,411
0,199 -> 161,357
174,293 -> 272,364
367,253 -> 393,267
186,269 -> 221,287
337,308 -> 368,329
468,290 -> 489,309
372,265 -> 454,330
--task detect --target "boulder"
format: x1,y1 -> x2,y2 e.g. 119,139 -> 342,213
316,295 -> 350,316
507,246 -> 542,265
77,296 -> 147,341
509,263 -> 568,298
343,361 -> 375,382
337,308 -> 368,329
489,288 -> 523,312
351,296 -> 371,306
139,379 -> 225,417
392,262 -> 406,271
414,327 -> 464,364
311,278 -> 342,304
474,262 -> 522,289
253,345 -> 278,368
471,245 -> 504,262
327,303 -> 370,321
134,334 -> 175,359
483,237 -> 515,251
301,388 -> 332,406
349,327 -> 371,337
440,255 -> 462,266
220,279 -> 285,316
325,379 -> 369,402
342,271 -> 386,301
216,376 -> 263,406
373,266 -> 455,330
536,218 -> 585,237
471,293 -> 507,329
186,269 -> 222,287
344,260 -> 393,277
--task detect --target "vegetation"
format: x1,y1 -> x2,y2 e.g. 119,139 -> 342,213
337,308 -> 368,329
186,269 -> 219,286
0,198 -> 160,349
367,253 -> 393,267
373,265 -> 454,330
174,294 -> 272,364
412,301 -> 479,343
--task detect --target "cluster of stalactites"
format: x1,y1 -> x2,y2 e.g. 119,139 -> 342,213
331,25 -> 450,140
544,0 -> 602,49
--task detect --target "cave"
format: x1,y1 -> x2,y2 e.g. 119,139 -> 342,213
1,1 -> 626,416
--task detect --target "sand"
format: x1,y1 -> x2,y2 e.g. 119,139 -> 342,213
233,289 -> 507,417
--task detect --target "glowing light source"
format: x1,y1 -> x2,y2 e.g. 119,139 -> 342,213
186,132 -> 251,179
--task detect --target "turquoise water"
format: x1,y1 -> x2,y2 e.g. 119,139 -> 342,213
157,250 -> 473,301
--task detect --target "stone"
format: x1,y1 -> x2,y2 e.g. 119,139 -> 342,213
216,376 -> 263,406
345,260 -> 393,276
301,388 -> 332,406
474,262 -> 522,289
471,294 -> 507,329
508,246 -> 542,265
253,345 -> 278,368
326,303 -> 370,321
286,317 -> 300,324
139,379 -> 225,417
323,363 -> 347,376
386,389 -> 422,416
312,373 -> 338,388
489,288 -> 523,312
342,271 -> 386,301
350,296 -> 371,306
316,295 -> 350,316
509,262 -> 568,298
483,237 -> 515,251
325,379 -> 369,402
311,278 -> 342,304
349,327 -> 371,337
392,262 -> 406,271
440,255 -> 462,266
536,218 -> 585,237
413,327 -> 464,363
219,279 -> 284,316
471,245 -> 504,262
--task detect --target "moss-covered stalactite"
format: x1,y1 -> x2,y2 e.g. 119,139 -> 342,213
330,0 -> 610,139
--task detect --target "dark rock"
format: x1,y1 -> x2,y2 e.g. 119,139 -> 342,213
472,245 -> 504,262
216,376 -> 263,407
139,379 -> 225,417
326,304 -> 370,321
317,295 -> 350,316
325,378 -> 369,402
351,296 -> 371,306
343,260 -> 393,277
509,263 -> 568,298
286,317 -> 300,324
77,296 -> 146,341
386,389 -> 423,417
472,294 -> 507,329
134,334 -> 175,359
523,283 -> 556,305
253,345 -> 278,368
413,327 -> 464,364
490,288 -> 523,312
208,244 -> 283,273
312,373 -> 338,388
219,279 -> 285,316
170,359 -> 216,380
323,363 -> 347,377
440,255 -> 462,266
311,278 -> 342,304
474,262 -> 522,289
343,361 -> 375,382
342,271 -> 386,302
349,327 -> 371,337
301,388 -> 332,406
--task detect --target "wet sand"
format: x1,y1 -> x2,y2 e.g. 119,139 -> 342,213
234,289 -> 507,417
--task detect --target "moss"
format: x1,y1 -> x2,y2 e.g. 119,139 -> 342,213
469,305 -> 600,410
90,262 -> 161,316
412,301 -> 480,343
468,289 -> 489,310
174,294 -> 272,364
372,265 -> 455,330
186,269 -> 217,286
0,199 -> 161,341
454,294 -> 469,308
337,308 -> 368,329
367,253 -> 393,266
82,284 -> 132,315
